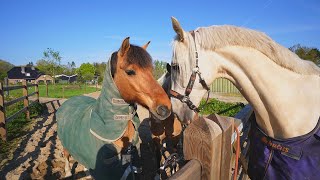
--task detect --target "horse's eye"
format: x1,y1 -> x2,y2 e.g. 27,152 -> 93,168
171,63 -> 179,72
125,70 -> 136,76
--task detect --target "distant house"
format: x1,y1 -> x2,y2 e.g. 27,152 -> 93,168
36,75 -> 54,84
7,66 -> 53,84
54,74 -> 77,84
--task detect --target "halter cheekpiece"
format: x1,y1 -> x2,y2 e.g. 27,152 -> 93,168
170,30 -> 210,113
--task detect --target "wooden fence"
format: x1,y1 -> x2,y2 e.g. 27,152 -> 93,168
170,105 -> 253,180
0,80 -> 39,141
211,78 -> 240,94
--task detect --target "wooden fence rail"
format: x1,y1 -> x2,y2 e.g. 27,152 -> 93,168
0,80 -> 39,141
170,104 -> 254,180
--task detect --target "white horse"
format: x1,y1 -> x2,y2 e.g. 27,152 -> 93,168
169,17 -> 320,179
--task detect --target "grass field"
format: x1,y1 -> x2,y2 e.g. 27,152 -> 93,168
4,83 -> 100,99
199,98 -> 244,117
38,84 -> 99,98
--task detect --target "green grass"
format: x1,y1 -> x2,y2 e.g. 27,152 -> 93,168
38,84 -> 100,98
199,98 -> 245,117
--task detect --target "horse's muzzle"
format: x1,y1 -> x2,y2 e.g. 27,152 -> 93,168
156,105 -> 171,119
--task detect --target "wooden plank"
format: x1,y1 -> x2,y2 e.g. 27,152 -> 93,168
183,116 -> 222,180
0,83 -> 6,141
169,160 -> 201,180
207,114 -> 234,180
4,96 -> 26,107
27,91 -> 37,97
6,106 -> 28,123
22,80 -> 30,119
35,84 -> 39,102
3,85 -> 24,91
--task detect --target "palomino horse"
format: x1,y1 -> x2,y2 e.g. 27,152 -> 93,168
169,17 -> 320,179
56,37 -> 171,179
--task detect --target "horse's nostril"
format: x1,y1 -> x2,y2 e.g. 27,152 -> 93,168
156,105 -> 170,117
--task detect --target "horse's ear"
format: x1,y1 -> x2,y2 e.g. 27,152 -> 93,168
171,17 -> 184,42
166,63 -> 171,74
142,41 -> 151,50
119,37 -> 130,57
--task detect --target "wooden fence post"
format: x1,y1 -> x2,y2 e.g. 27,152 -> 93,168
207,114 -> 234,180
183,116 -> 223,180
4,77 -> 9,96
46,83 -> 48,97
0,82 -> 6,141
22,80 -> 30,119
35,83 -> 39,102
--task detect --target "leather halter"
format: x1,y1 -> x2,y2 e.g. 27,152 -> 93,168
170,30 -> 210,113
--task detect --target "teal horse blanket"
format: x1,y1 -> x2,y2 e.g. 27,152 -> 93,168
57,60 -> 140,179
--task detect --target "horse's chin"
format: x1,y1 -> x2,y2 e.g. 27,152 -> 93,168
150,110 -> 171,122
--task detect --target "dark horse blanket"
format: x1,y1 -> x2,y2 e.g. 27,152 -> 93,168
248,118 -> 320,179
57,61 -> 140,179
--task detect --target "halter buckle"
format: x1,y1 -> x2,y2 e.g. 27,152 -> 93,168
181,95 -> 190,103
192,67 -> 200,73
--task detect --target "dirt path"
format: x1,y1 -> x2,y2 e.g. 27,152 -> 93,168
0,92 -> 158,180
0,99 -> 88,179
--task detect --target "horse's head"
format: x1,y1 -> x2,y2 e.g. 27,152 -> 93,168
111,37 -> 171,120
170,17 -> 218,122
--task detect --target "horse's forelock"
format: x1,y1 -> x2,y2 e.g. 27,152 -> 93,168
172,33 -> 198,86
125,45 -> 153,68
110,45 -> 153,77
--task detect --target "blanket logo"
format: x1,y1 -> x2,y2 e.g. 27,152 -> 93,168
260,137 -> 289,153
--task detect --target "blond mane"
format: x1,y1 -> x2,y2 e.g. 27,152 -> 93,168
191,25 -> 320,75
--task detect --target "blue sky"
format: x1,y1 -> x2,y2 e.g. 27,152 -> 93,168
1,0 -> 319,67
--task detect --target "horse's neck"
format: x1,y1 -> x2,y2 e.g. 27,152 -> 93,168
212,46 -> 320,138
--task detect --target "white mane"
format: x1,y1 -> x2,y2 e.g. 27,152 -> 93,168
173,25 -> 320,76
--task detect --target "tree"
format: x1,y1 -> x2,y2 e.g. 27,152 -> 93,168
93,62 -> 106,83
77,63 -> 96,82
153,60 -> 167,79
36,59 -> 51,75
43,48 -> 62,84
289,44 -> 320,66
0,59 -> 14,82
66,61 -> 77,75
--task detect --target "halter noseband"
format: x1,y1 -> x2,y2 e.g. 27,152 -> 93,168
170,30 -> 210,113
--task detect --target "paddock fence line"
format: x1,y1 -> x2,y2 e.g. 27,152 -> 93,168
0,80 -> 39,141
